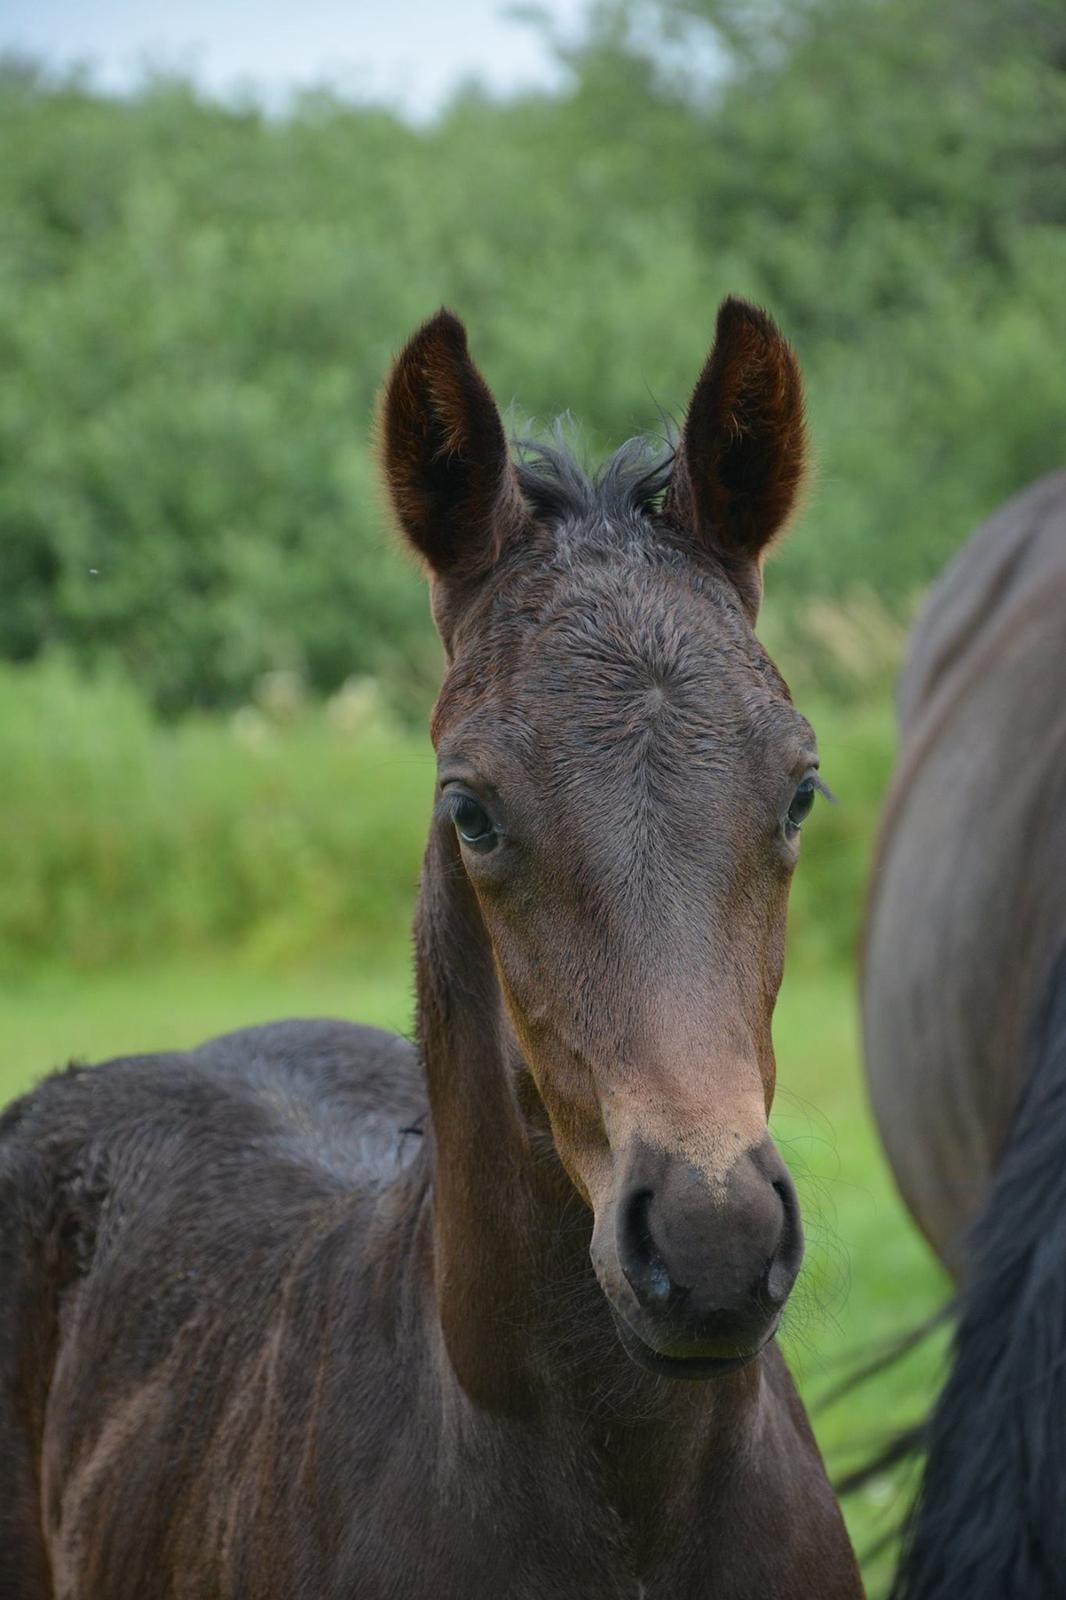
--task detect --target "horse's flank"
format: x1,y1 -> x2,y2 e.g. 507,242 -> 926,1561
863,469 -> 1066,1263
861,469 -> 1066,1598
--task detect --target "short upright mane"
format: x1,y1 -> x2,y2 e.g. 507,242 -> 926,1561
514,433 -> 675,527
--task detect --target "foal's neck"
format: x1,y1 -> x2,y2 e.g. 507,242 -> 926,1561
412,828 -> 762,1459
413,825 -> 567,1407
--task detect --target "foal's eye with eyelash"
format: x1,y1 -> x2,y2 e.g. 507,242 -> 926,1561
451,795 -> 497,851
784,777 -> 817,839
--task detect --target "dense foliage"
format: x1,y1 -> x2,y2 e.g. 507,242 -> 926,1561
2,0 -> 1064,713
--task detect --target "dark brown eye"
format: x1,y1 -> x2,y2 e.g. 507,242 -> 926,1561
451,794 -> 497,851
785,777 -> 817,839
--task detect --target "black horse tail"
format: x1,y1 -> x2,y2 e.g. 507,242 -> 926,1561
891,949 -> 1066,1598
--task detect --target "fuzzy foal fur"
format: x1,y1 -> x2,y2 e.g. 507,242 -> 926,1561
0,301 -> 860,1598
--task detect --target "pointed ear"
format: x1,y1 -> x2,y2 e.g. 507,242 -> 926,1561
667,297 -> 807,619
378,309 -> 524,580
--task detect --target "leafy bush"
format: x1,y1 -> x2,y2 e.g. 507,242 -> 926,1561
1,0 -> 1064,712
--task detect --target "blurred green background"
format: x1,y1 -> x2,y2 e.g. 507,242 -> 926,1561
3,0 -> 1065,1589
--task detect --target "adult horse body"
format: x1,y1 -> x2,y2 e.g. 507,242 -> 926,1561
862,471 -> 1066,1598
0,302 -> 860,1598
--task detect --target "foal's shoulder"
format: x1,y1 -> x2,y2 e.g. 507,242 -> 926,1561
3,1016 -> 422,1142
192,1016 -> 427,1183
0,1017 -> 425,1260
193,1016 -> 423,1126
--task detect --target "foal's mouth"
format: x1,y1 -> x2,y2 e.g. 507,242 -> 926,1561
609,1307 -> 781,1381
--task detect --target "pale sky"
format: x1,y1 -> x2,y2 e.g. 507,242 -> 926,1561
2,0 -> 593,119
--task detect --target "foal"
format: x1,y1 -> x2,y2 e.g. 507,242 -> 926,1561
0,299 -> 861,1598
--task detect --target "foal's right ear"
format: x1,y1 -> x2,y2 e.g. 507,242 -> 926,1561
378,310 -> 524,580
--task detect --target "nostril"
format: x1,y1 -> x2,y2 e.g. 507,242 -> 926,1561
765,1254 -> 793,1308
620,1189 -> 672,1306
765,1177 -> 802,1307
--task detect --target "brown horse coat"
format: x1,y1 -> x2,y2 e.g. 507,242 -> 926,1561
864,468 -> 1066,1265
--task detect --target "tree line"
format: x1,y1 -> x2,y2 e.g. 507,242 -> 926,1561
2,0 -> 1063,713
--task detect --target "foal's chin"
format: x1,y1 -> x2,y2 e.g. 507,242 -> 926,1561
607,1300 -> 780,1382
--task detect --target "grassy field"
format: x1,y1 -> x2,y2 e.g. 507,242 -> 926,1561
0,949 -> 946,1594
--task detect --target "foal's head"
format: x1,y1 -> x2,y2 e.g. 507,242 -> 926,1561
381,299 -> 817,1378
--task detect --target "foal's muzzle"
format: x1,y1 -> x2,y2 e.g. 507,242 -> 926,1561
596,1136 -> 803,1378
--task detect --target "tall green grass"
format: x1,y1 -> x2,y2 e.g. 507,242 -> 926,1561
0,657 -> 435,970
0,656 -> 893,974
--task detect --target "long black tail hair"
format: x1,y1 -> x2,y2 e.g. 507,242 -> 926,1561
889,948 -> 1066,1598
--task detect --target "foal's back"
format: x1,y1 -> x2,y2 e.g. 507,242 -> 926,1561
0,1020 -> 424,1599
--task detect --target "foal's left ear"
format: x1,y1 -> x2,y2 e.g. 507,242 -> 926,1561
378,309 -> 524,582
667,297 -> 807,620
